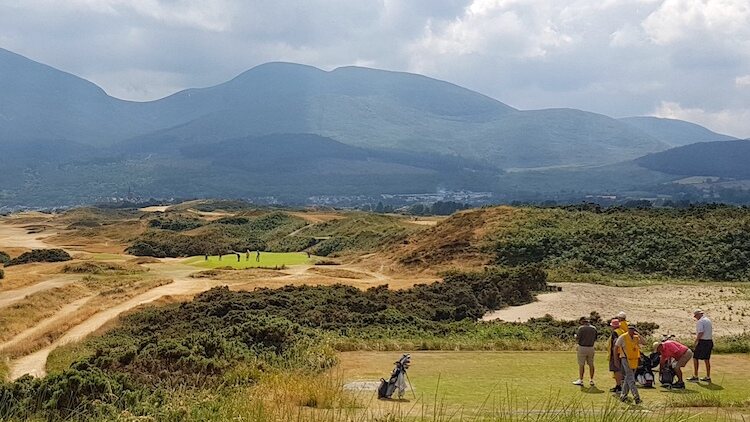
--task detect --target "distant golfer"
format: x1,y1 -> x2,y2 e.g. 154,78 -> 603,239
615,325 -> 645,404
573,317 -> 597,386
689,309 -> 713,382
256,251 -> 260,262
654,339 -> 691,388
236,253 -> 241,262
246,250 -> 250,261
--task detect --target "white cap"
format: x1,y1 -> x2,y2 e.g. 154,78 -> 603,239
693,309 -> 704,315
617,311 -> 626,319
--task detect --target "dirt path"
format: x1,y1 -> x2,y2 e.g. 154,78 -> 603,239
0,276 -> 78,309
483,283 -> 750,337
138,205 -> 169,212
7,273 -> 225,380
0,295 -> 95,353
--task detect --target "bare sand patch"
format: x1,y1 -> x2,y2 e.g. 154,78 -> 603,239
484,283 -> 750,337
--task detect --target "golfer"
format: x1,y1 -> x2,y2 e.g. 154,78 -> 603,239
614,324 -> 645,404
608,318 -> 625,393
654,340 -> 692,389
688,309 -> 713,382
573,317 -> 597,386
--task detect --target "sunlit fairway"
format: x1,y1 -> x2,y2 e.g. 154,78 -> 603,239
338,351 -> 750,420
183,252 -> 312,269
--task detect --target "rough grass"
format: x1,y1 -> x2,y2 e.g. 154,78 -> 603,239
184,252 -> 311,269
61,261 -> 146,275
4,277 -> 172,359
0,284 -> 90,342
307,267 -> 369,279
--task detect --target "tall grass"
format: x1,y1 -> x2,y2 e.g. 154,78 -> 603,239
166,373 -> 739,422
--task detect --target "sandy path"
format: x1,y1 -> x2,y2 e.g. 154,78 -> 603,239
7,270 -> 224,380
0,224 -> 55,249
0,276 -> 77,309
483,283 -> 750,337
138,205 -> 169,212
0,295 -> 95,353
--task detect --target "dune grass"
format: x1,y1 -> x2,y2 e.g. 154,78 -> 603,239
183,252 -> 312,269
0,284 -> 90,342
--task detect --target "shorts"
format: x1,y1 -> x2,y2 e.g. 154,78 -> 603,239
609,353 -> 621,372
673,348 -> 693,368
694,340 -> 713,360
577,345 -> 595,366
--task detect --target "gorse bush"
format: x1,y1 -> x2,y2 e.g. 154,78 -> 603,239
492,205 -> 750,281
127,212 -> 306,257
148,217 -> 204,231
5,249 -> 71,266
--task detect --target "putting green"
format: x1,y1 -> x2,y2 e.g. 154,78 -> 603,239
338,351 -> 750,418
184,252 -> 312,269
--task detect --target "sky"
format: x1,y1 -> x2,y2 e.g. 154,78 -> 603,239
1,0 -> 748,138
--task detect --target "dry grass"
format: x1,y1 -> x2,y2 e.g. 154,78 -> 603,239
189,268 -> 285,280
61,261 -> 147,275
2,277 -> 172,359
389,207 -> 520,270
0,262 -> 70,291
307,267 -> 370,279
0,284 -> 90,342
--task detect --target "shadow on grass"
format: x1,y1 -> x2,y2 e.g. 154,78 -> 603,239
697,382 -> 724,391
580,386 -> 605,394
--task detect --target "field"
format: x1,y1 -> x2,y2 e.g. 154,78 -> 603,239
2,203 -> 750,421
183,252 -> 312,269
338,351 -> 750,418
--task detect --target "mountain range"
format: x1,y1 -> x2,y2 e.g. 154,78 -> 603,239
0,47 -> 744,207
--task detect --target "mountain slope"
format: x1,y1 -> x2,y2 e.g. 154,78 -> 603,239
635,139 -> 750,178
2,49 -> 670,168
619,116 -> 736,147
0,48 -> 164,144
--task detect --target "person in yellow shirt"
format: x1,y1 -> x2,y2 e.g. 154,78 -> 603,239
614,324 -> 646,404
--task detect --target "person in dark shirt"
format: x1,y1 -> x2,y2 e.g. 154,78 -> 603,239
573,317 -> 598,386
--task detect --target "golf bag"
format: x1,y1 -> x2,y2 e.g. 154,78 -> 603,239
635,352 -> 658,388
657,335 -> 677,386
377,354 -> 411,400
660,360 -> 677,386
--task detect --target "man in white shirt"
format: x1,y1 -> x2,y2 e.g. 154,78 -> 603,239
688,309 -> 713,382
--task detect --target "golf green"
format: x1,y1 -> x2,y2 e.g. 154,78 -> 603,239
184,252 -> 312,269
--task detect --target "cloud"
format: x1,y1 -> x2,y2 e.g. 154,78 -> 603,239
655,101 -> 750,139
737,75 -> 750,87
0,0 -> 748,137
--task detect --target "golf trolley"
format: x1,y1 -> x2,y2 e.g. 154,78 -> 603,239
377,354 -> 413,400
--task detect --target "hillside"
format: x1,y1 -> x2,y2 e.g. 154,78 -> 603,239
620,116 -> 736,147
393,205 -> 750,281
635,139 -> 750,179
3,48 -> 667,170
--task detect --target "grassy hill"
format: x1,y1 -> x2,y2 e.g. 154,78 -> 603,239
396,205 -> 750,281
635,139 -> 750,179
620,116 -> 737,147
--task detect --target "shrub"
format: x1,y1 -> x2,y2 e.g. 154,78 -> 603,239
0,268 -> 4,280
148,217 -> 203,231
0,250 -> 9,265
6,249 -> 71,266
